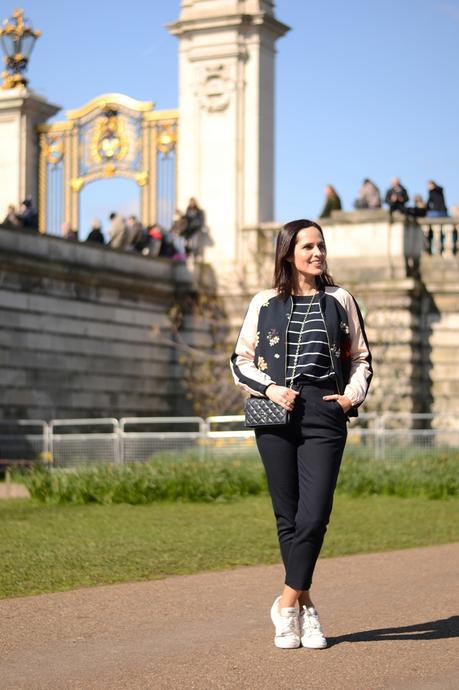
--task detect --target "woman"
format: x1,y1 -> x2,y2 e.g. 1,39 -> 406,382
407,194 -> 427,217
354,178 -> 381,209
231,219 -> 372,650
319,185 -> 342,218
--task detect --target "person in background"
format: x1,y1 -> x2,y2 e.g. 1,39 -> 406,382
1,204 -> 21,229
184,197 -> 205,256
159,229 -> 176,258
426,180 -> 448,217
126,215 -> 145,251
354,179 -> 381,209
171,208 -> 188,237
16,199 -> 38,230
319,185 -> 342,218
424,182 -> 448,255
61,221 -> 78,241
384,177 -> 409,214
144,224 -> 163,256
107,212 -> 128,249
85,219 -> 105,245
405,195 -> 427,219
169,210 -> 188,261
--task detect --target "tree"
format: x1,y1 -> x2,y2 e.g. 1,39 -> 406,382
152,290 -> 244,418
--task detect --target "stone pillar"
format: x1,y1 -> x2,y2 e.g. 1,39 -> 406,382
168,0 -> 289,266
0,88 -> 60,219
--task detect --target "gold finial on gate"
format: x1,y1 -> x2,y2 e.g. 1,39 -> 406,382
157,123 -> 177,156
0,8 -> 41,89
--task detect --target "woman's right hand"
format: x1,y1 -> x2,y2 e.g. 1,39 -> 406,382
265,384 -> 299,411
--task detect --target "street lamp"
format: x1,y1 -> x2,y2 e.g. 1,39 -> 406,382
0,8 -> 41,89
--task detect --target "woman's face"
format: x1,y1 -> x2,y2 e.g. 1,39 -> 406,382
289,227 -> 326,278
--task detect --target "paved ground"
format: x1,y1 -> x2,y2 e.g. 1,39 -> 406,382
1,543 -> 458,690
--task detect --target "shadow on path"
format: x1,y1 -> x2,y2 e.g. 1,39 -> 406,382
329,615 -> 459,646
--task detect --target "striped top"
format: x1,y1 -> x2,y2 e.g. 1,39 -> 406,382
286,294 -> 334,382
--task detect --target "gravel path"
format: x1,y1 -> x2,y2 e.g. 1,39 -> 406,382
1,543 -> 458,689
0,481 -> 29,499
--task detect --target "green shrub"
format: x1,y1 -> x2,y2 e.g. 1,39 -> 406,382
338,451 -> 458,499
23,454 -> 267,505
21,448 -> 458,505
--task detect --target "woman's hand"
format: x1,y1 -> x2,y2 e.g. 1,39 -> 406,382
322,394 -> 353,413
266,384 -> 299,411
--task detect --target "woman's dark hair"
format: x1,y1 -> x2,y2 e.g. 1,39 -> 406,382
273,219 -> 335,298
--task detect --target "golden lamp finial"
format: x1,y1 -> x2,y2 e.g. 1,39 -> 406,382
0,8 -> 41,89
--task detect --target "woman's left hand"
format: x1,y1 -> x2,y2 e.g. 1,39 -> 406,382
322,394 -> 353,413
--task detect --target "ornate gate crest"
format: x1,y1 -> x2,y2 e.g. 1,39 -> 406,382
37,93 -> 178,235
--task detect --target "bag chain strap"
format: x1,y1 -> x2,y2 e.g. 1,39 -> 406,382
288,291 -> 317,390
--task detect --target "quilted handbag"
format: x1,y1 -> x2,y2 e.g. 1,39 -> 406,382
244,397 -> 289,428
243,292 -> 317,429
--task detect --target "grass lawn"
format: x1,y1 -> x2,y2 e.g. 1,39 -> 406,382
1,494 -> 458,599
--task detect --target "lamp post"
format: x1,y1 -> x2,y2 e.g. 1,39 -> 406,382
0,8 -> 41,89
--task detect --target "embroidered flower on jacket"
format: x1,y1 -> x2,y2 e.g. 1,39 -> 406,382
266,329 -> 280,346
340,321 -> 350,335
255,331 -> 260,347
257,356 -> 268,371
261,300 -> 270,308
274,353 -> 280,359
330,344 -> 341,358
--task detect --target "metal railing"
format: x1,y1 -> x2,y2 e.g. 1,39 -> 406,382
204,415 -> 257,455
0,413 -> 458,468
120,417 -> 207,462
49,419 -> 121,467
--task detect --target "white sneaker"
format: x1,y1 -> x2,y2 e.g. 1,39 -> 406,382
270,595 -> 300,649
299,605 -> 327,649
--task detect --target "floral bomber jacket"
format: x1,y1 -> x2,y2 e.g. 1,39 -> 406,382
230,286 -> 373,417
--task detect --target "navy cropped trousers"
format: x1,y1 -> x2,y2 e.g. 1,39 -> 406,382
255,379 -> 347,591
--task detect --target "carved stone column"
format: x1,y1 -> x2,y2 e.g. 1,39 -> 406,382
169,0 -> 289,267
0,88 -> 60,220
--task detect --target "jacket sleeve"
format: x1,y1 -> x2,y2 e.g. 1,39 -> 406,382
343,295 -> 373,407
230,293 -> 276,397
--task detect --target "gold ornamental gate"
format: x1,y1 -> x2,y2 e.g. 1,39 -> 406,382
37,93 -> 178,235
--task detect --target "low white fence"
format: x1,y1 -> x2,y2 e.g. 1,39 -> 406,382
49,419 -> 122,467
0,414 -> 458,468
120,417 -> 207,463
0,420 -> 49,461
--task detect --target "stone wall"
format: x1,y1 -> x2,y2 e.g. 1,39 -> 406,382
1,215 -> 458,423
0,227 -> 207,420
420,255 -> 459,417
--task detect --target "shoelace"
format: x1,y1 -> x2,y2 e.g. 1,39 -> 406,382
278,614 -> 298,636
301,609 -> 322,634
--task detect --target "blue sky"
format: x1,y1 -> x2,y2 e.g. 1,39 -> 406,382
11,0 -> 459,236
